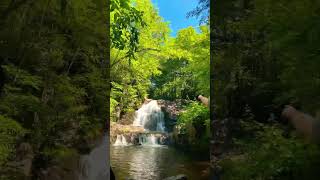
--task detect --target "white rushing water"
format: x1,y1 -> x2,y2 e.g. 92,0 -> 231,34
133,100 -> 165,132
114,100 -> 166,147
114,135 -> 128,146
138,134 -> 158,145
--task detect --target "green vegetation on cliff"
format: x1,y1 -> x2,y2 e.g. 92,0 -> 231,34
0,0 -> 145,178
191,0 -> 320,179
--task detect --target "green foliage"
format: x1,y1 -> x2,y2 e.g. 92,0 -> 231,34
0,0 -> 130,177
0,115 -> 25,166
43,146 -> 78,163
209,0 -> 320,179
178,102 -> 209,125
110,0 -> 169,121
177,102 -> 210,143
150,26 -> 210,100
151,58 -> 196,100
221,123 -> 320,180
110,0 -> 146,58
212,0 -> 320,119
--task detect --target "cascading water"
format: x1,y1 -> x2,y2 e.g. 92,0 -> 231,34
114,135 -> 128,146
132,100 -> 166,146
133,100 -> 165,132
113,100 -> 166,146
149,134 -> 157,145
138,134 -> 158,145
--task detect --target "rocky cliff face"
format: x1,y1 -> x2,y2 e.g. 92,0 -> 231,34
157,99 -> 189,120
157,99 -> 190,132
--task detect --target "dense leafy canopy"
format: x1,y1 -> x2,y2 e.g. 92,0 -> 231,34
0,0 -> 145,178
208,0 -> 320,179
110,0 -> 209,124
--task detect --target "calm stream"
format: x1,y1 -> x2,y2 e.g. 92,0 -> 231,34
110,145 -> 208,180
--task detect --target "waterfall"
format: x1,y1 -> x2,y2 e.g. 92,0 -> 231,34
149,134 -> 157,145
112,100 -> 166,147
138,134 -> 159,146
133,100 -> 165,132
114,135 -> 128,146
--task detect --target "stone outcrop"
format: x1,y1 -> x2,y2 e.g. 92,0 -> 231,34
118,111 -> 136,125
110,122 -> 170,145
157,99 -> 189,120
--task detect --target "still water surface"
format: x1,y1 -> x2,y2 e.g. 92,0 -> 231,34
110,145 -> 208,180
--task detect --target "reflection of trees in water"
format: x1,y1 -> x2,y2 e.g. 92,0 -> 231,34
111,146 -> 203,180
128,147 -> 159,180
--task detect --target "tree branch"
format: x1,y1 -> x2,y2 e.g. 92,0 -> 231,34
110,47 -> 160,68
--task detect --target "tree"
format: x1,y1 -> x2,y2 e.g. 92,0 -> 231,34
110,0 -> 169,121
0,0 -> 146,177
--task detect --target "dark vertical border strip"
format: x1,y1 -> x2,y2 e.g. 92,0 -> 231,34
105,0 -> 111,179
209,0 -> 215,178
210,0 -> 223,179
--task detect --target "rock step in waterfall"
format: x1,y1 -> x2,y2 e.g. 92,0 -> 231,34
113,100 -> 167,146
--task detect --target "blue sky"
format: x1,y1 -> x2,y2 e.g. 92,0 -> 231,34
151,0 -> 200,37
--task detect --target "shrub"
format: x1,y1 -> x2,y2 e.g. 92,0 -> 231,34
177,101 -> 210,143
220,122 -> 320,180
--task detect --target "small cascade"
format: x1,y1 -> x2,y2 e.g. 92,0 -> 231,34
112,100 -> 167,147
131,100 -> 167,146
149,134 -> 157,145
114,135 -> 128,146
138,134 -> 159,146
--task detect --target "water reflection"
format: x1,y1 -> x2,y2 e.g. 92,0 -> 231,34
111,145 -> 208,180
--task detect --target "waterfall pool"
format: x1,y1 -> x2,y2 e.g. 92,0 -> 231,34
111,100 -> 208,179
110,145 -> 209,180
